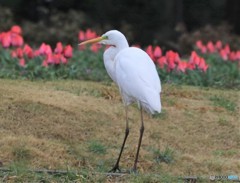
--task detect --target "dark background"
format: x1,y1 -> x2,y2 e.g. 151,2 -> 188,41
0,0 -> 239,54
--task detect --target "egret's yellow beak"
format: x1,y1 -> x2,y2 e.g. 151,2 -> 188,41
78,36 -> 107,45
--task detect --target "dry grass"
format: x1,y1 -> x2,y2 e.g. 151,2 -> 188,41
0,79 -> 239,180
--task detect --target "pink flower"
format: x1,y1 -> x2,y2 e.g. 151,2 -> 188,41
23,44 -> 34,58
90,44 -> 100,53
85,29 -> 97,39
61,55 -> 68,64
174,52 -> 181,64
153,46 -> 162,58
10,25 -> 22,35
229,51 -> 237,61
54,42 -> 63,54
42,59 -> 48,67
11,50 -> 17,58
236,51 -> 240,60
189,51 -> 206,70
63,45 -> 73,58
78,29 -> 99,50
157,56 -> 167,69
11,34 -> 24,47
46,54 -> 54,64
200,45 -> 207,53
168,60 -> 176,71
194,56 -> 201,65
223,44 -> 230,54
44,45 -> 52,55
187,62 -> 196,70
146,45 -> 154,60
39,43 -> 52,55
166,50 -> 179,63
189,51 -> 198,64
196,40 -> 207,53
52,54 -> 61,64
19,58 -> 25,67
207,41 -> 215,53
165,50 -> 175,61
78,30 -> 85,41
196,40 -> 203,49
1,33 -> 11,48
220,49 -> 228,60
166,50 -> 178,71
39,43 -> 47,55
34,50 -> 40,57
215,40 -> 222,50
0,25 -> 24,48
78,44 -> 86,50
16,48 -> 23,58
177,61 -> 188,73
198,58 -> 208,72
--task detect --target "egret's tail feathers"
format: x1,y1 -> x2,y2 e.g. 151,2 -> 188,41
141,94 -> 161,115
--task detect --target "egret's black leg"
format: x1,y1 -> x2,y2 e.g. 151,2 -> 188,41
109,107 -> 129,173
132,105 -> 144,172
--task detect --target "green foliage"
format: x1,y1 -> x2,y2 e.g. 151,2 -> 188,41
202,54 -> 240,88
210,95 -> 236,112
0,47 -> 239,89
88,140 -> 107,155
153,147 -> 175,164
158,55 -> 239,88
0,47 -> 110,81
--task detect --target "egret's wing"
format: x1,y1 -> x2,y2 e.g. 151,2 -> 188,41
115,47 -> 161,113
103,48 -> 117,83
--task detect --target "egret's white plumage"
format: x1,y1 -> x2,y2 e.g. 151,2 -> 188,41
79,30 -> 161,172
101,30 -> 161,114
115,47 -> 161,114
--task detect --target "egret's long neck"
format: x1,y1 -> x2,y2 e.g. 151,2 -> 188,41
105,37 -> 129,59
116,38 -> 129,50
103,38 -> 128,84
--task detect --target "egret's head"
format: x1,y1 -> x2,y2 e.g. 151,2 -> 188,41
100,30 -> 126,45
79,30 -> 128,48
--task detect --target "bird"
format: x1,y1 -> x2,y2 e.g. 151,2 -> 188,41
79,30 -> 161,173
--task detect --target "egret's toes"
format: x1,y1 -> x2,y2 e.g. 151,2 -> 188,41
108,165 -> 121,173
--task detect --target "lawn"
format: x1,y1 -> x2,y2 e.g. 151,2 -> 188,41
0,79 -> 239,182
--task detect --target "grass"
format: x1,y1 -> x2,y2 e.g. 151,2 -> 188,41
88,140 -> 107,155
153,147 -> 175,164
12,145 -> 31,161
210,95 -> 237,112
0,79 -> 239,182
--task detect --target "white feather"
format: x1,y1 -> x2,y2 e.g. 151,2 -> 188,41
101,30 -> 161,114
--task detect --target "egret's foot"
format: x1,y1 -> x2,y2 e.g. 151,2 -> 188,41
108,165 -> 121,173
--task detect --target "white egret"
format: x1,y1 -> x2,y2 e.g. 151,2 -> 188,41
79,30 -> 161,173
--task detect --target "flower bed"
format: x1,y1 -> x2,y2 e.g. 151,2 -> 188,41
0,25 -> 239,88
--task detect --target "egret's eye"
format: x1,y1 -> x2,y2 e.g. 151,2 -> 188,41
102,35 -> 108,40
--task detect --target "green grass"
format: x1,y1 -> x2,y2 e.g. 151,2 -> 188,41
217,117 -> 229,126
210,95 -> 237,112
0,79 -> 239,182
213,149 -> 238,157
12,146 -> 32,161
154,147 -> 175,164
88,140 -> 107,155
